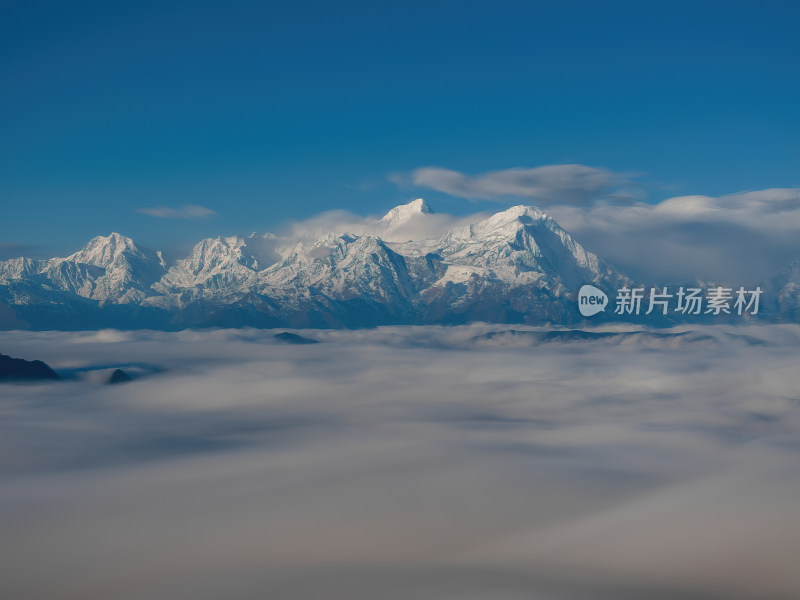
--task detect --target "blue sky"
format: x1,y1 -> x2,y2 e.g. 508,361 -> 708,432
1,0 -> 798,257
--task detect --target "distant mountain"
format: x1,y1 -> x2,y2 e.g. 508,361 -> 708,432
274,332 -> 320,344
2,199 -> 781,330
108,369 -> 132,384
0,353 -> 59,380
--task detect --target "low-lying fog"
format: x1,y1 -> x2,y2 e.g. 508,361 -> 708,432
1,324 -> 800,600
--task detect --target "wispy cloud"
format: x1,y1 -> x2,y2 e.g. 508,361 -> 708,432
137,205 -> 217,219
409,164 -> 643,206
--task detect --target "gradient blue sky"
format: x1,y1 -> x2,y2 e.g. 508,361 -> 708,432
1,0 -> 798,257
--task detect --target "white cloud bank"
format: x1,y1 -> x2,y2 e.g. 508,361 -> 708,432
553,187 -> 800,284
1,325 -> 800,599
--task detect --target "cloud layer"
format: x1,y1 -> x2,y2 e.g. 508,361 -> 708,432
137,204 -> 217,219
1,325 -> 800,599
411,164 -> 643,206
552,187 -> 800,285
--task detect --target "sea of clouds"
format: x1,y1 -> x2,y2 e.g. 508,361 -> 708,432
1,324 -> 800,599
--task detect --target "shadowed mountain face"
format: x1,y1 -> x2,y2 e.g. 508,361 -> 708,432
0,353 -> 58,381
0,201 -> 791,330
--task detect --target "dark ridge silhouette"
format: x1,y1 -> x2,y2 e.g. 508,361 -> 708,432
274,332 -> 320,345
108,368 -> 132,384
0,353 -> 59,381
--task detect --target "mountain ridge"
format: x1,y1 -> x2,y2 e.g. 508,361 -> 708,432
0,200 -> 788,330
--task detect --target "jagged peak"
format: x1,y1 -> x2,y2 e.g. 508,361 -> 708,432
182,231 -> 281,273
89,232 -> 136,247
67,232 -> 143,267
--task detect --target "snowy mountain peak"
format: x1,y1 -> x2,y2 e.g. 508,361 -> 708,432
67,232 -> 143,268
372,199 -> 435,242
380,198 -> 433,224
439,205 -> 546,243
478,205 -> 547,229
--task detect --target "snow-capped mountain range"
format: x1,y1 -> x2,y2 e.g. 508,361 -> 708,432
0,200 -> 628,329
0,199 -> 792,330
